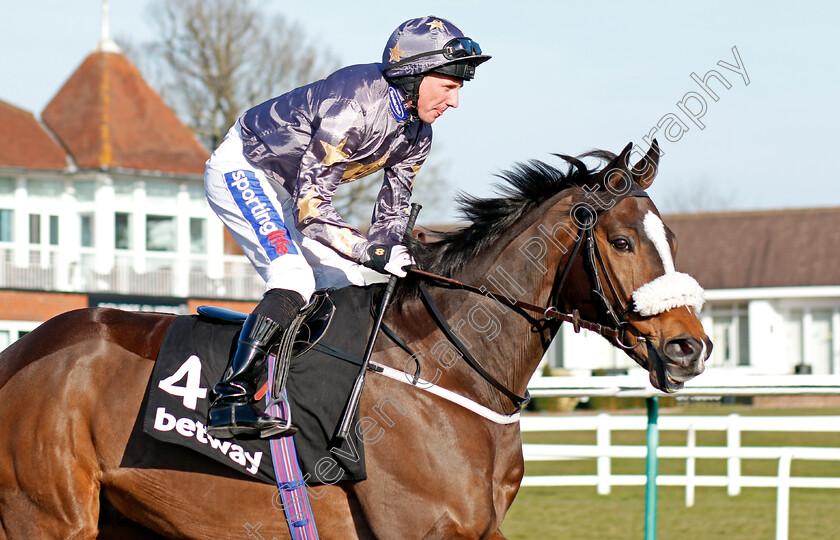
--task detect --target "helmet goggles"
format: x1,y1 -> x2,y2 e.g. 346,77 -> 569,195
387,37 -> 485,74
441,37 -> 483,60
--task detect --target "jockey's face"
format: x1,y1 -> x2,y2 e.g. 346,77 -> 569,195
416,73 -> 462,124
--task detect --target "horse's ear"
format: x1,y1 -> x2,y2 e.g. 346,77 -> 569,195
602,142 -> 634,193
631,139 -> 660,189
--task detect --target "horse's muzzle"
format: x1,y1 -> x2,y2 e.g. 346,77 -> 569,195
657,334 -> 712,391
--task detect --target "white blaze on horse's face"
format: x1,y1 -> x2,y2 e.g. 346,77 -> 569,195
631,212 -> 705,317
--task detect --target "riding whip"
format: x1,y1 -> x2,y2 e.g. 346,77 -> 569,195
335,203 -> 422,441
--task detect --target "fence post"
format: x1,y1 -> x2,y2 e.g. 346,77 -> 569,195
597,413 -> 611,495
727,413 -> 741,496
776,450 -> 793,540
644,396 -> 659,540
685,423 -> 696,507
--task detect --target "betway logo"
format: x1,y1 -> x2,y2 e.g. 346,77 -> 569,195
153,406 -> 263,474
226,170 -> 297,259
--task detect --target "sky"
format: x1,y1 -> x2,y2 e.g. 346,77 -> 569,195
1,0 -> 838,221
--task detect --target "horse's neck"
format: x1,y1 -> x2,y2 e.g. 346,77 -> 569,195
408,208 -> 575,413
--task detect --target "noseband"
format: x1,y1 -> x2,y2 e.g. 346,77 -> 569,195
552,189 -> 651,350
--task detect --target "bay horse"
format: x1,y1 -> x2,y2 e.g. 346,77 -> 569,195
0,141 -> 710,539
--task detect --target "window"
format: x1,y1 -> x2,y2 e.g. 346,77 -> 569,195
27,179 -> 63,199
49,215 -> 59,245
187,183 -> 206,204
190,218 -> 206,254
146,215 -> 176,252
785,308 -> 837,375
708,304 -> 749,368
115,213 -> 131,250
29,214 -> 41,244
81,215 -> 94,247
0,323 -> 39,352
0,177 -> 14,195
0,209 -> 12,242
74,180 -> 95,202
114,178 -> 135,199
146,181 -> 178,202
808,310 -> 833,374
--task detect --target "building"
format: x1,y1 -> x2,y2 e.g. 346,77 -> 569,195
3,39 -> 839,377
549,207 -> 840,377
0,40 -> 261,351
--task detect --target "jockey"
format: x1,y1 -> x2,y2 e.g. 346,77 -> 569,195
204,15 -> 490,439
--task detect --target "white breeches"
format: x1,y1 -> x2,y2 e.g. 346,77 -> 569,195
204,125 -> 388,301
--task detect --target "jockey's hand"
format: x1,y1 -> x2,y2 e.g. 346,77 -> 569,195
363,244 -> 416,277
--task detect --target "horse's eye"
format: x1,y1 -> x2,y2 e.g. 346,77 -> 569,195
611,238 -> 632,252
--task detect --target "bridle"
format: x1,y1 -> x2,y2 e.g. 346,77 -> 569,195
403,189 -> 652,410
574,190 -> 651,350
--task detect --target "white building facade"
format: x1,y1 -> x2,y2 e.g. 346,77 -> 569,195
545,208 -> 840,378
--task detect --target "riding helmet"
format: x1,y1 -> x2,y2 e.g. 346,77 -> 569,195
382,16 -> 490,113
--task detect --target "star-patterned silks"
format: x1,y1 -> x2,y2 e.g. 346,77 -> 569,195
389,41 -> 405,63
409,164 -> 422,189
426,19 -> 445,31
320,137 -> 349,167
297,188 -> 324,221
329,227 -> 365,257
342,151 -> 391,183
237,62 -> 432,264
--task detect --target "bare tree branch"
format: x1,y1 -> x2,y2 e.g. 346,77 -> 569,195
120,0 -> 453,220
129,0 -> 338,149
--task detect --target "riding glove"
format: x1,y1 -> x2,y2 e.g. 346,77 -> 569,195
363,244 -> 415,277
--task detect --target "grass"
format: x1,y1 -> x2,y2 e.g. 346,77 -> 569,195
501,406 -> 840,539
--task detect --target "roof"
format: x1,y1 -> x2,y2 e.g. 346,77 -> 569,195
41,51 -> 207,175
664,207 -> 840,290
0,100 -> 67,170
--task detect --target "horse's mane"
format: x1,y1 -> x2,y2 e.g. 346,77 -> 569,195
408,149 -> 617,278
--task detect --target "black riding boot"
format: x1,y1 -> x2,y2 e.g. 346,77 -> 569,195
207,289 -> 305,439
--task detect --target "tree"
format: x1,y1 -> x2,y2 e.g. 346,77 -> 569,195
655,176 -> 735,214
133,0 -> 338,150
124,0 -> 451,222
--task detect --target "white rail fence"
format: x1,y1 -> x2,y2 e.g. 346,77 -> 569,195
522,374 -> 840,540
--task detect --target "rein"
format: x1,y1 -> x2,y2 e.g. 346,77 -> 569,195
405,189 -> 653,411
410,269 -> 619,339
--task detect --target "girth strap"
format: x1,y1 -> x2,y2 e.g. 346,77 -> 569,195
418,282 -> 529,409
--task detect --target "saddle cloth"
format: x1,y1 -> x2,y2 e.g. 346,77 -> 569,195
142,285 -> 378,486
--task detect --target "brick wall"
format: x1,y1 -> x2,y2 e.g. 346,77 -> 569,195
1,290 -> 258,323
753,395 -> 840,409
186,298 -> 257,313
0,290 -> 88,321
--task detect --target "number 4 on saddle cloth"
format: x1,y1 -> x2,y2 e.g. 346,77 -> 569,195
141,285 -> 380,486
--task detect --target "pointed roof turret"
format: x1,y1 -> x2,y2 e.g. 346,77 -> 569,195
41,48 -> 208,175
0,100 -> 67,171
98,0 -> 121,54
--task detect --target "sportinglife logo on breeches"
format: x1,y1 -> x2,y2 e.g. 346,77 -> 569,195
225,170 -> 298,259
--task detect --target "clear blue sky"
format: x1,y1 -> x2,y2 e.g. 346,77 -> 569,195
1,1 -> 838,220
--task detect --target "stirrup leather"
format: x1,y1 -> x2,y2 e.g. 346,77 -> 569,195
265,290 -> 336,433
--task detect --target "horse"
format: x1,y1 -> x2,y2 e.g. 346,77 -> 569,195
0,141 -> 710,539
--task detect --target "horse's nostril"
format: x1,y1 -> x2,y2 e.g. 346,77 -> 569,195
663,336 -> 701,364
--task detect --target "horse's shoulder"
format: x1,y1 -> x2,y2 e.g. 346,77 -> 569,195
0,308 -> 176,390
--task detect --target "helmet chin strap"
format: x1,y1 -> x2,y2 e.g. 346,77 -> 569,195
389,75 -> 423,120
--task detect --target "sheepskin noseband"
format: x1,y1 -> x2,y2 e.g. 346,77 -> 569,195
631,212 -> 705,316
